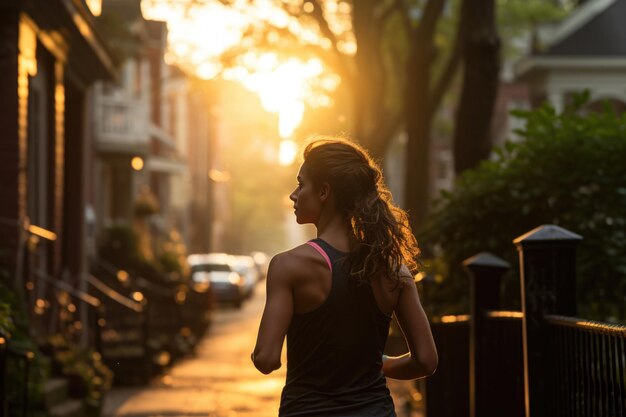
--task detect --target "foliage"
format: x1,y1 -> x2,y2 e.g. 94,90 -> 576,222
133,189 -> 160,218
98,224 -> 141,269
44,334 -> 113,410
97,223 -> 190,287
158,230 -> 191,282
0,283 -> 49,415
497,0 -> 572,59
0,299 -> 15,336
421,94 -> 626,322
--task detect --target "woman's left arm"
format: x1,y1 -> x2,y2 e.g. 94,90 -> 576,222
252,253 -> 294,374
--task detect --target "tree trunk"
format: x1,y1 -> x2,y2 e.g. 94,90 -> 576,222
352,0 -> 392,161
453,0 -> 500,174
404,0 -> 445,234
404,46 -> 434,235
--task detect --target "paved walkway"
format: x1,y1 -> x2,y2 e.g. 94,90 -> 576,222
103,283 -> 423,417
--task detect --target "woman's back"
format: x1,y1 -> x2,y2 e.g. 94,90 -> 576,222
252,138 -> 437,417
279,239 -> 396,417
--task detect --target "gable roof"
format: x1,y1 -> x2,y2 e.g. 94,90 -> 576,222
544,0 -> 626,56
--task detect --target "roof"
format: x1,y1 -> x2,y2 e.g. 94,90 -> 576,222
98,0 -> 165,59
101,0 -> 143,23
26,0 -> 117,83
514,0 -> 626,79
544,0 -> 626,56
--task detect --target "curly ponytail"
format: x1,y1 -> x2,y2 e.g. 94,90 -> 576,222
303,137 -> 420,285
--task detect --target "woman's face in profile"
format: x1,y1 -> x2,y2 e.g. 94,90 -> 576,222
289,164 -> 321,225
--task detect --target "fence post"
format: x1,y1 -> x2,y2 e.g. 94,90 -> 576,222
0,334 -> 6,417
463,252 -> 510,417
513,225 -> 582,417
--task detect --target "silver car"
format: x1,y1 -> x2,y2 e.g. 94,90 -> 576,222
188,253 -> 246,308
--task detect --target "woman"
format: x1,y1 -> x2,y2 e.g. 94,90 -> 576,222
252,138 -> 437,416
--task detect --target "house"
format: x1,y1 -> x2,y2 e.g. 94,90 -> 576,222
491,0 -> 626,149
94,0 -> 218,261
0,0 -> 116,341
514,0 -> 626,113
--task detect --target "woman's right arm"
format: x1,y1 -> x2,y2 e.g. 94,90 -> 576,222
382,267 -> 438,380
252,253 -> 294,374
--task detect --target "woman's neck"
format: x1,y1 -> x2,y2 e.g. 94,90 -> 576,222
315,211 -> 351,252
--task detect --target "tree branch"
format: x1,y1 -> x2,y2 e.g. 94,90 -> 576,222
308,1 -> 339,50
276,1 -> 354,90
430,0 -> 466,115
378,0 -> 412,36
369,107 -> 403,157
415,0 -> 446,40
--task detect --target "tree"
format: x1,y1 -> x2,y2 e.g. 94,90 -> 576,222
452,0 -> 500,174
218,0 -> 471,231
252,0 -> 500,231
403,0 -> 463,232
421,96 -> 626,321
151,0 -> 571,234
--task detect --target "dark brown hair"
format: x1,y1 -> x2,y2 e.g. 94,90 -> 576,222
302,137 -> 420,284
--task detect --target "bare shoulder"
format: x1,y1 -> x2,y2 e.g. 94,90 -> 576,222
397,264 -> 416,289
268,243 -> 324,282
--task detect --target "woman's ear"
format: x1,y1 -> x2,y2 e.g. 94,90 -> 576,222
319,182 -> 331,202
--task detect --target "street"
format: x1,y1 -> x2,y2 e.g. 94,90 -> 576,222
103,282 -> 422,417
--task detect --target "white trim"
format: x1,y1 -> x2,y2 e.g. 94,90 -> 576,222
587,91 -> 626,103
149,123 -> 177,149
545,0 -> 617,47
515,56 -> 626,78
146,156 -> 187,174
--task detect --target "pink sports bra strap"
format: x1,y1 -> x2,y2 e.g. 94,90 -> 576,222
306,241 -> 332,272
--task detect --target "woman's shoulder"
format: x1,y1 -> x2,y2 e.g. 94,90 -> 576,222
268,243 -> 328,275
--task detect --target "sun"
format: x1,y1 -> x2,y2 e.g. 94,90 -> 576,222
142,0 -> 343,139
278,139 -> 298,166
225,54 -> 337,138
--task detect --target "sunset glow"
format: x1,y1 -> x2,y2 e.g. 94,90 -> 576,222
224,54 -> 336,138
142,0 -> 349,138
278,139 -> 298,166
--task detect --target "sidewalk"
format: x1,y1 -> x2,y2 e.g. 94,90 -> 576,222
104,376 -> 423,417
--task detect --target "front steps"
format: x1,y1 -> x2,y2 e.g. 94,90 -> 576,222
44,378 -> 85,417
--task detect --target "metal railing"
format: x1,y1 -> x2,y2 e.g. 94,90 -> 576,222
0,332 -> 34,417
425,315 -> 470,417
480,311 -> 525,417
95,95 -> 149,146
544,314 -> 626,417
423,225 -> 626,417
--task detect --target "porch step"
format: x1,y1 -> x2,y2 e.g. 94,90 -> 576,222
49,398 -> 84,417
44,378 -> 69,409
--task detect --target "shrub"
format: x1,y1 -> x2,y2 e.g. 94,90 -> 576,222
421,95 -> 626,322
0,283 -> 48,415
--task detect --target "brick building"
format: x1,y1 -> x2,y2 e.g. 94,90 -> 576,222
0,0 -> 115,338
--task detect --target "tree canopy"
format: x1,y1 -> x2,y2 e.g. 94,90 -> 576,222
421,94 -> 626,322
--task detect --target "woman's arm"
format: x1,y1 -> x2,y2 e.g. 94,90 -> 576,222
382,266 -> 438,380
252,254 -> 294,374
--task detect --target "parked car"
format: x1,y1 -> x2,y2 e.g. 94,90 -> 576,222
250,251 -> 269,280
230,255 -> 259,298
187,253 -> 246,308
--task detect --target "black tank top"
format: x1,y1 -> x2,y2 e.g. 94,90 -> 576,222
279,239 -> 396,417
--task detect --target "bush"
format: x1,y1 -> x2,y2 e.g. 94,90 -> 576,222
98,224 -> 141,270
421,95 -> 626,322
44,334 -> 113,411
98,223 -> 192,285
0,283 -> 49,415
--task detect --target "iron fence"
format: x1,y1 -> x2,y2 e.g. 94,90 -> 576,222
0,332 -> 34,417
424,315 -> 470,417
480,311 -> 524,417
423,225 -> 626,417
544,314 -> 626,417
